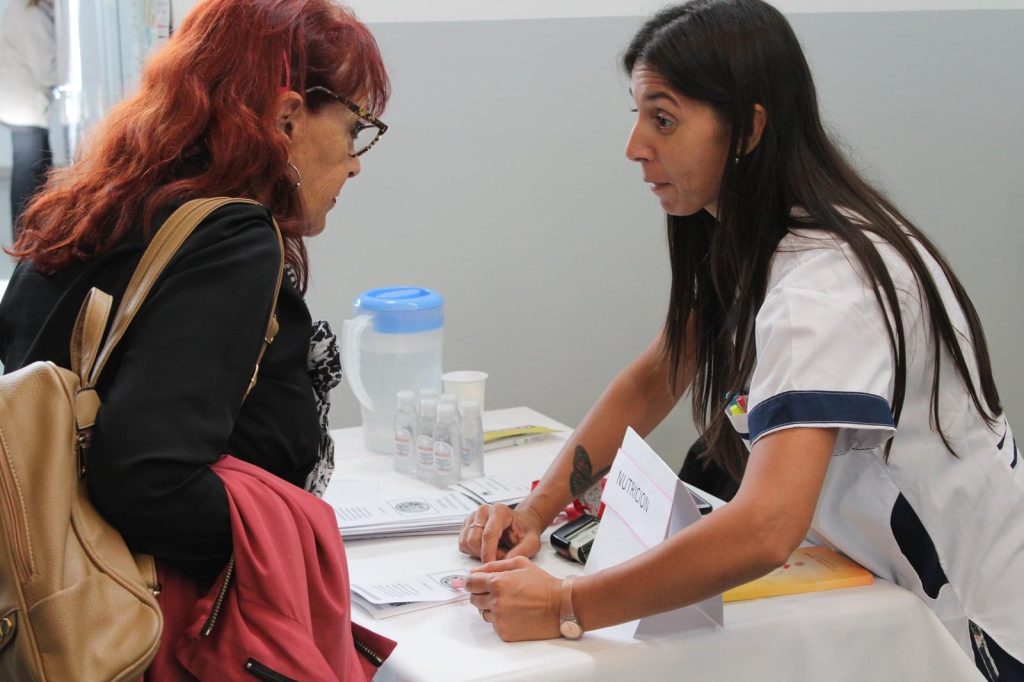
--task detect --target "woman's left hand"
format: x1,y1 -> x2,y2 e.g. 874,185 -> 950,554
465,556 -> 563,641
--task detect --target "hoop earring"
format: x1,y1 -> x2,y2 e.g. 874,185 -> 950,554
287,162 -> 302,190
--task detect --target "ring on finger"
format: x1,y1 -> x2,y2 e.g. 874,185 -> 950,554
470,522 -> 485,529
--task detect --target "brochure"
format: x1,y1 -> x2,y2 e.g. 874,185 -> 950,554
723,546 -> 874,602
351,568 -> 471,619
334,491 -> 478,539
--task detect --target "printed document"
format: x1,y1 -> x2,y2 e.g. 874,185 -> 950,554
352,568 -> 471,619
334,491 -> 478,539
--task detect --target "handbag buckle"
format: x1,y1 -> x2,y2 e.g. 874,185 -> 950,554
0,611 -> 17,652
76,428 -> 95,479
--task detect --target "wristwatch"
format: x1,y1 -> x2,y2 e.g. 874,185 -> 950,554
558,577 -> 583,640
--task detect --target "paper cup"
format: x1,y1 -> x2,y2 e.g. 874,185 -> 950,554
442,371 -> 488,414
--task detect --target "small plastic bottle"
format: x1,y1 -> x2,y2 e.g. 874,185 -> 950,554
459,399 -> 485,479
439,393 -> 461,431
432,402 -> 462,487
415,397 -> 439,483
393,390 -> 417,475
415,387 -> 439,420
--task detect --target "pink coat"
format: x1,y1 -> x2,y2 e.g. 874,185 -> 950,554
147,455 -> 396,681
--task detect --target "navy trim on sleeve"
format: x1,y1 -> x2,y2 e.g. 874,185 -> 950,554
748,390 -> 894,442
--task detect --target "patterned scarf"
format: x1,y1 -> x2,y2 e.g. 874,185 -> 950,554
285,267 -> 341,496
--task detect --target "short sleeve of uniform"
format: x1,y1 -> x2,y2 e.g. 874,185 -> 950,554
746,248 -> 897,455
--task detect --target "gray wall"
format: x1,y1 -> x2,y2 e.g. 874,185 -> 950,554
0,0 -> 11,172
313,10 -> 1024,470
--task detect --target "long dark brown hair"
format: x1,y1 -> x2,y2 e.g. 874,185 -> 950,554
624,0 -> 1001,481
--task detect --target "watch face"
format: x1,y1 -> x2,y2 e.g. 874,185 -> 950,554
559,619 -> 582,640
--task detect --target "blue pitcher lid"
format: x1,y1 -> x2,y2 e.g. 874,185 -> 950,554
354,286 -> 444,334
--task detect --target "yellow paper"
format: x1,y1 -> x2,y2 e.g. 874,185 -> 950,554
723,546 -> 873,602
483,425 -> 559,444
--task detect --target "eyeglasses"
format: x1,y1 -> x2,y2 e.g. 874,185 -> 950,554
304,86 -> 388,157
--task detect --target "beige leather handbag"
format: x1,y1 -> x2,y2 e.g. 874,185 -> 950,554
0,198 -> 283,681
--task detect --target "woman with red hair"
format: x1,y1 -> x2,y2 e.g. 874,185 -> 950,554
0,0 -> 389,663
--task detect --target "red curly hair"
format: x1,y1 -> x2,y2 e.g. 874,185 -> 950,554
10,0 -> 390,292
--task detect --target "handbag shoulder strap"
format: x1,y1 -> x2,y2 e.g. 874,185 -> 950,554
71,288 -> 113,384
87,197 -> 285,391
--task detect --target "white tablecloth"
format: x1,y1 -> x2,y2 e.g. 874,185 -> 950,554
327,407 -> 981,682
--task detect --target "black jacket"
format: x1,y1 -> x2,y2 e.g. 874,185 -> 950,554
0,202 -> 319,574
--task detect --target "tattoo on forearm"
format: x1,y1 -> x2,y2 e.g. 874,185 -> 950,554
569,445 -> 611,499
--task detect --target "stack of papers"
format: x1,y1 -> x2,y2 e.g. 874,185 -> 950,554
450,473 -> 535,507
332,471 -> 538,540
334,491 -> 479,539
483,424 -> 560,451
332,472 -> 538,540
351,568 -> 471,619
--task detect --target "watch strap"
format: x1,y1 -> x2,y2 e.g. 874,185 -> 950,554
559,577 -> 583,639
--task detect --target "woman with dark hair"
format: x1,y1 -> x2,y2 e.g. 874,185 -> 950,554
0,0 -> 390,674
458,1 -> 1022,677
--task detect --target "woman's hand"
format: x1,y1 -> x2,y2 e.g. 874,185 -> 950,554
458,504 -> 545,563
465,556 -> 562,641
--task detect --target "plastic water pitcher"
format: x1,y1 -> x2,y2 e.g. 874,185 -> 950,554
342,287 -> 444,453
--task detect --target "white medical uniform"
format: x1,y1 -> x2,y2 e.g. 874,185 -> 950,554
729,229 -> 1022,666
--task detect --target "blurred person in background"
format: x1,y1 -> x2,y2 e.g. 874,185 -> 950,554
0,0 -> 55,237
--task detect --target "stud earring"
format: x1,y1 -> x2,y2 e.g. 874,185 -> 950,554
286,162 -> 302,190
734,140 -> 746,165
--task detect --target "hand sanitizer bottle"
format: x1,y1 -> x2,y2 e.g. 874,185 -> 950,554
418,387 -> 440,413
416,397 -> 439,483
439,393 -> 461,431
459,399 -> 485,479
393,390 -> 417,475
432,402 -> 462,487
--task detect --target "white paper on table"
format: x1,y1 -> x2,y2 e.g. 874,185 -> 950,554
351,594 -> 468,620
333,491 -> 478,529
351,568 -> 472,619
585,427 -> 723,638
452,473 -> 535,506
352,568 -> 470,604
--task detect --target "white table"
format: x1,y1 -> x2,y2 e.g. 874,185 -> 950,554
327,407 -> 981,682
